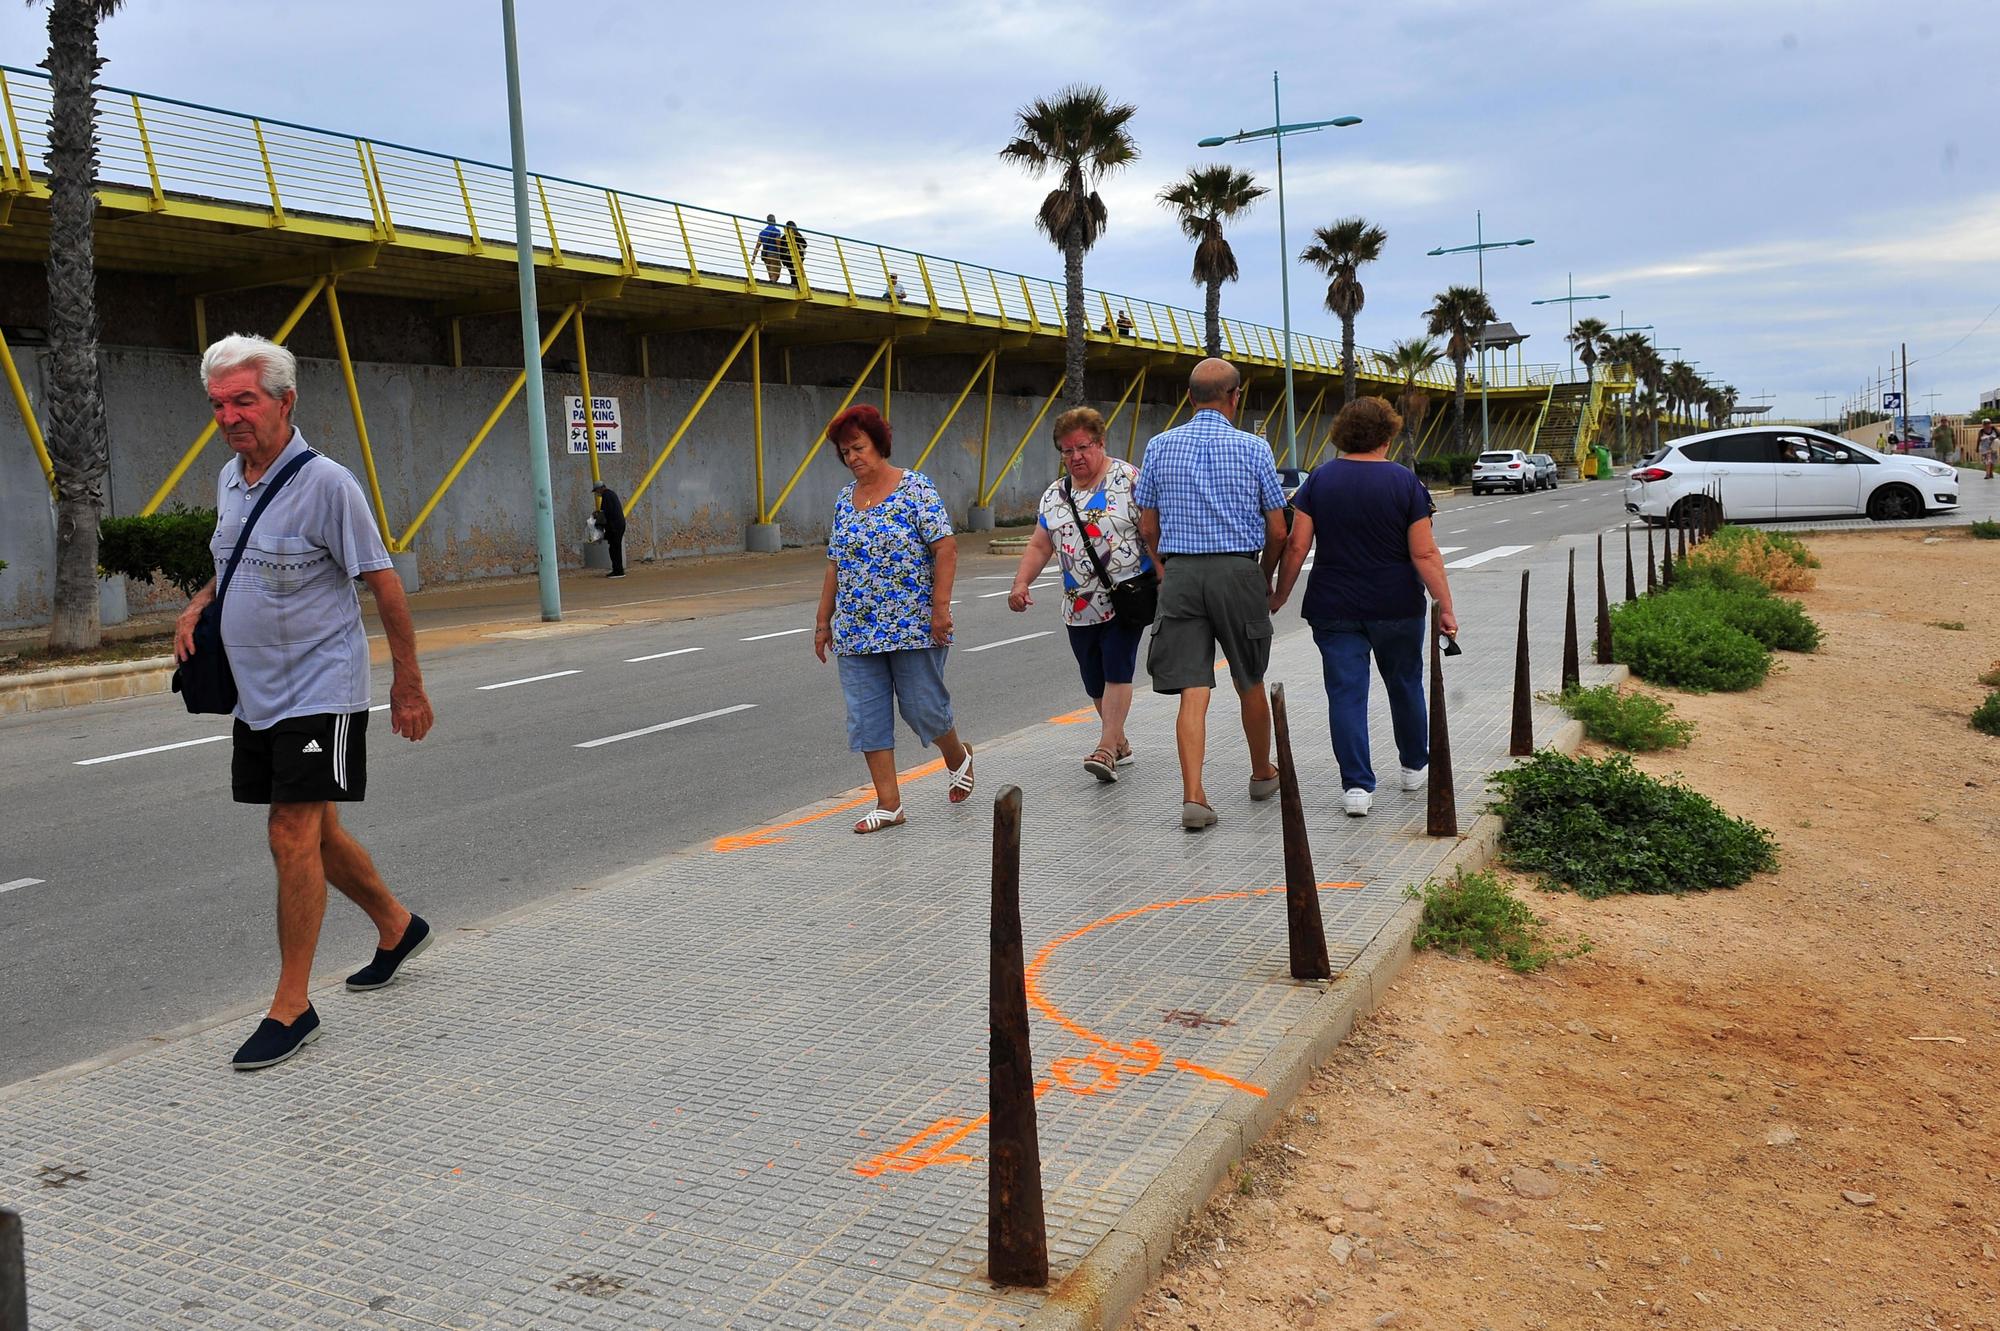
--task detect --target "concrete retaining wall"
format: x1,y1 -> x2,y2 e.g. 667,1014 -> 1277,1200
0,346 -> 1187,630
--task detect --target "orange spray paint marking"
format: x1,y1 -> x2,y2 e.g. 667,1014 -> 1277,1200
854,879 -> 1362,1178
1047,706 -> 1097,725
712,758 -> 947,851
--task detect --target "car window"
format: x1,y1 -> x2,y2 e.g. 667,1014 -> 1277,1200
1709,435 -> 1779,464
1776,435 -> 1840,464
1677,440 -> 1718,462
1477,452 -> 1516,463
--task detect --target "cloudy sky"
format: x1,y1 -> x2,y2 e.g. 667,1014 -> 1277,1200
3,0 -> 1994,420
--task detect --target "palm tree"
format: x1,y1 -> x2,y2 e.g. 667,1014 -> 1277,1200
999,85 -> 1139,409
1424,285 -> 1498,453
1567,316 -> 1609,391
36,0 -> 127,652
1157,165 -> 1266,358
1386,336 -> 1444,459
1632,390 -> 1661,455
1299,217 -> 1388,405
1603,333 -> 1651,459
1663,362 -> 1702,438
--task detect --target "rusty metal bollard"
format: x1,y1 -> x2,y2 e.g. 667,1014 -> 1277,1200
1660,519 -> 1675,588
1646,523 -> 1658,593
987,786 -> 1048,1288
2,1208 -> 24,1331
1509,570 -> 1533,757
1427,603 -> 1457,838
1561,548 -> 1582,692
1595,533 -> 1613,665
1270,684 -> 1332,981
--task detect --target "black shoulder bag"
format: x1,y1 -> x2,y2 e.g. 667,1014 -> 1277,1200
1062,476 -> 1157,627
172,449 -> 319,715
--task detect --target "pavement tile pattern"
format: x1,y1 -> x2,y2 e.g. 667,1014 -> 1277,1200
3,540 -> 1617,1330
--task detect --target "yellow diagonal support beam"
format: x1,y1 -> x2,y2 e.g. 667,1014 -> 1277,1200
1102,365 -> 1147,432
978,374 -> 1066,509
764,338 -> 891,524
628,322 -> 758,511
324,282 -> 392,542
398,303 -> 578,550
1,325 -> 55,497
911,347 -> 998,472
141,277 -> 328,515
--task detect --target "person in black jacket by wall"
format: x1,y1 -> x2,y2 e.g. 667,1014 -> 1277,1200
592,483 -> 627,578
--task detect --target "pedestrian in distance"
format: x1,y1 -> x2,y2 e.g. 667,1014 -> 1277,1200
883,272 -> 909,302
781,219 -> 808,286
755,213 -> 785,284
1134,357 -> 1286,831
812,405 -> 976,832
1979,422 -> 1998,480
173,335 -> 436,1071
1270,397 -> 1458,817
1007,407 -> 1159,782
591,481 -> 626,578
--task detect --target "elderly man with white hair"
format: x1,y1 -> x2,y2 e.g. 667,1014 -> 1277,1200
173,333 -> 436,1070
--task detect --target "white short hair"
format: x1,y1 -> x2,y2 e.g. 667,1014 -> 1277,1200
200,334 -> 297,398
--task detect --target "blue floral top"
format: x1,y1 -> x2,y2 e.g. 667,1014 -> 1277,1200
829,469 -> 954,655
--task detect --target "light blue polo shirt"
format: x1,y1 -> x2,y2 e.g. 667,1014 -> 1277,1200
210,430 -> 394,729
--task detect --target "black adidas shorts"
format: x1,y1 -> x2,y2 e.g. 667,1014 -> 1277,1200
232,710 -> 368,804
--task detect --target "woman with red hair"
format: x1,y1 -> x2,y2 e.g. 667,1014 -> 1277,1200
812,405 -> 976,832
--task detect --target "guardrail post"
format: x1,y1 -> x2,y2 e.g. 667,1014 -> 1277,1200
987,785 -> 1048,1288
1270,685 -> 1331,980
1595,533 -> 1613,666
1427,604 -> 1457,838
1562,548 -> 1582,691
1646,524 -> 1658,593
1624,524 -> 1638,602
1659,521 -> 1674,588
1510,570 -> 1533,756
2,1207 -> 25,1331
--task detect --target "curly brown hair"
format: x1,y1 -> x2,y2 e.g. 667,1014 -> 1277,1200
1328,396 -> 1403,455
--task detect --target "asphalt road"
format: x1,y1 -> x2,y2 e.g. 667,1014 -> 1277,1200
0,479 -> 1634,1083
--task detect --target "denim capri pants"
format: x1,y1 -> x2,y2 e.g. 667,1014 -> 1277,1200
836,647 -> 955,752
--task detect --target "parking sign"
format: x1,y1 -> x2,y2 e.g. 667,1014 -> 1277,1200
1882,392 -> 1903,411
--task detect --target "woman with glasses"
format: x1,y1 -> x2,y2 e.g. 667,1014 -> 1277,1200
1007,407 -> 1159,782
1269,397 -> 1457,817
813,405 -> 976,833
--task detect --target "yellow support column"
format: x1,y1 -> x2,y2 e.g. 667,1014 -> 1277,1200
764,339 -> 891,524
912,348 -> 998,472
0,326 -> 55,496
573,306 -> 601,483
142,278 -> 328,515
751,325 -> 765,517
629,324 -> 757,510
882,339 -> 893,421
979,375 -> 1067,509
975,352 -> 997,505
323,282 -> 393,543
1124,368 -> 1149,461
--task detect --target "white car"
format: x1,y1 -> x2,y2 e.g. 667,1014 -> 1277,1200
1470,450 -> 1535,495
1623,427 -> 1959,524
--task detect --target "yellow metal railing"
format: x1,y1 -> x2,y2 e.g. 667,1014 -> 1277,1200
0,63 -> 1562,395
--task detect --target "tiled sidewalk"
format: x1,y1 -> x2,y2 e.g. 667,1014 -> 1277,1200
2,541 -> 1615,1331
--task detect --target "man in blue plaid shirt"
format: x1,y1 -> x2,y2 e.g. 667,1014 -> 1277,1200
1135,358 -> 1288,832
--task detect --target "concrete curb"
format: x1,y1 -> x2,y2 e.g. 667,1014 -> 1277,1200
0,655 -> 176,717
1022,708 -> 1604,1331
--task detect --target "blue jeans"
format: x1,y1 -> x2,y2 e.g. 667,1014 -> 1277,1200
1309,616 -> 1429,792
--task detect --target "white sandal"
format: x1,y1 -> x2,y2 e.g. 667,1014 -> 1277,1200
946,746 -> 976,804
853,806 -> 905,835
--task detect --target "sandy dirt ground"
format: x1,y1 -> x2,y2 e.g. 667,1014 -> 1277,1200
1129,530 -> 1999,1331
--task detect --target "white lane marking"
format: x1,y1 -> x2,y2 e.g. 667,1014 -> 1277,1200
370,703 -> 391,712
76,734 -> 229,766
979,578 -> 1056,599
575,703 -> 758,749
626,647 -> 704,663
477,670 -> 582,691
1445,528 -> 1467,535
1492,518 -> 1511,525
0,878 -> 45,895
1444,544 -> 1533,569
1530,509 -> 1545,515
1437,546 -> 1465,556
965,631 -> 1054,653
740,627 -> 812,641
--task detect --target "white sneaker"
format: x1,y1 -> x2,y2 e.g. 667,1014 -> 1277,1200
1400,766 -> 1427,792
1343,788 -> 1372,817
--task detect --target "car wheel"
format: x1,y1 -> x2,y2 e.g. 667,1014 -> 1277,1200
1669,495 -> 1718,530
1866,484 -> 1925,521
1516,480 -> 1529,494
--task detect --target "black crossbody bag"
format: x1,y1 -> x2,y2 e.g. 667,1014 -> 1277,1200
1061,477 -> 1157,627
172,449 -> 319,715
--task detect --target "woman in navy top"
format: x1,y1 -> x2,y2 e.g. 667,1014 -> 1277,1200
1269,398 -> 1459,817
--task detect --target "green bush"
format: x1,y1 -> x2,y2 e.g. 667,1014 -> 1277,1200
1409,869 -> 1591,973
1610,592 -> 1772,692
1974,692 -> 2000,737
1490,750 -> 1778,898
1692,587 -> 1822,652
98,507 -> 217,598
1551,684 -> 1695,751
1970,520 -> 2000,541
1442,452 -> 1478,484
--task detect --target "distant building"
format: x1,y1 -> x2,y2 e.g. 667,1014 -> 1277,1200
1982,386 -> 2000,413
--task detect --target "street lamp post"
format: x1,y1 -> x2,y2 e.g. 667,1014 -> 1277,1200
1530,274 -> 1610,378
1426,213 -> 1533,452
1200,80 -> 1361,470
501,0 -> 562,621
